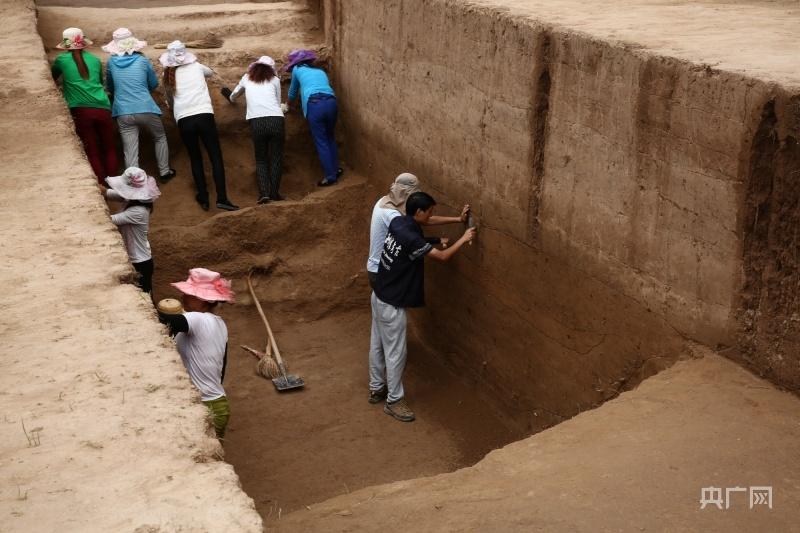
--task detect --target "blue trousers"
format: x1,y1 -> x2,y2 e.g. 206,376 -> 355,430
306,95 -> 339,182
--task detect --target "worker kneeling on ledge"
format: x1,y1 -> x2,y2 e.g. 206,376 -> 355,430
370,192 -> 476,422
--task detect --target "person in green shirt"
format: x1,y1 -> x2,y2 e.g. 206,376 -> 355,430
52,28 -> 118,183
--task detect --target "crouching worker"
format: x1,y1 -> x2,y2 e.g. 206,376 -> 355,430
101,167 -> 160,295
159,268 -> 235,441
370,192 -> 476,422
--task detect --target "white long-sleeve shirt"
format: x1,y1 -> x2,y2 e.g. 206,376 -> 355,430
107,189 -> 152,263
173,62 -> 214,122
230,73 -> 283,120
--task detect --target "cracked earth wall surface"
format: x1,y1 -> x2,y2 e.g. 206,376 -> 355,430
0,0 -> 261,530
321,0 -> 800,426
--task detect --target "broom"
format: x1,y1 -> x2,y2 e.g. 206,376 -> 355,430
240,344 -> 281,379
241,271 -> 282,379
153,35 -> 224,49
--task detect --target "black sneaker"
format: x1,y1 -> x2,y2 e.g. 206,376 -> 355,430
257,196 -> 270,205
196,194 -> 209,211
216,200 -> 240,211
384,398 -> 415,422
336,167 -> 344,178
368,387 -> 387,404
159,169 -> 177,183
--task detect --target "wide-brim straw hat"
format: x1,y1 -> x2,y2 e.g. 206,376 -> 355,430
102,27 -> 147,56
159,40 -> 197,67
105,167 -> 161,201
171,268 -> 235,303
157,298 -> 184,315
282,49 -> 317,72
57,27 -> 92,50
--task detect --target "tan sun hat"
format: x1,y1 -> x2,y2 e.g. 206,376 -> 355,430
157,298 -> 184,315
378,173 -> 421,214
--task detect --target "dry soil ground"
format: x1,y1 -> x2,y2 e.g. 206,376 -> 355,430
7,0 -> 800,531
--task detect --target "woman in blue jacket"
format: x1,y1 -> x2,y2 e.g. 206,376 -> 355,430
103,28 -> 175,182
284,49 -> 342,187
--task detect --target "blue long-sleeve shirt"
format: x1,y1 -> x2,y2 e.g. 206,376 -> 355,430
287,64 -> 335,117
106,53 -> 162,117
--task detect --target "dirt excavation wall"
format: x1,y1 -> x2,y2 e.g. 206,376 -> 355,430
0,0 -> 261,530
325,0 -> 800,425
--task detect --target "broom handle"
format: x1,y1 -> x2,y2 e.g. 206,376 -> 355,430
240,345 -> 264,359
246,274 -> 285,367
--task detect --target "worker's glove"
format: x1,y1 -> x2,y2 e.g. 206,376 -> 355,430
220,87 -> 233,101
280,103 -> 289,114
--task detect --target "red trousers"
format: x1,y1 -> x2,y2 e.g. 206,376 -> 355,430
71,107 -> 118,183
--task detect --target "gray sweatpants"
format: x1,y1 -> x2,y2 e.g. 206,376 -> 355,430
369,292 -> 408,403
117,113 -> 170,176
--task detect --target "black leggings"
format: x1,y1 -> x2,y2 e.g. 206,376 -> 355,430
178,113 -> 228,203
249,116 -> 285,199
132,258 -> 154,294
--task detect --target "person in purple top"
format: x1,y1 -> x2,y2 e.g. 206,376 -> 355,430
284,49 -> 342,187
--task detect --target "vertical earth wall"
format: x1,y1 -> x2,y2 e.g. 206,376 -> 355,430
322,0 -> 800,424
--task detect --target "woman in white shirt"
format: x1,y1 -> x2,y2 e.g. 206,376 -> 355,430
159,40 -> 238,212
101,166 -> 161,294
159,268 -> 235,441
222,55 -> 286,204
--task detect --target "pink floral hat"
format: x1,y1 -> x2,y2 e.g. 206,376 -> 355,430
102,28 -> 147,56
171,268 -> 235,303
57,28 -> 92,50
105,167 -> 161,201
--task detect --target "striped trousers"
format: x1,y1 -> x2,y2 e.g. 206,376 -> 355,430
249,116 -> 285,199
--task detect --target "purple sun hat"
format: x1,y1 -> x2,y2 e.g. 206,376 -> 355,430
282,49 -> 317,72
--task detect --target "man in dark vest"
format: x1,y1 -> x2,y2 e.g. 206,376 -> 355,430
370,191 -> 476,422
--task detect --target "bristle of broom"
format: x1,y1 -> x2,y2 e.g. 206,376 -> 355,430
256,356 -> 282,379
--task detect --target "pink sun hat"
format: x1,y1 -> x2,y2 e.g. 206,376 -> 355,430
171,268 -> 235,303
105,167 -> 161,201
57,28 -> 92,50
102,28 -> 147,56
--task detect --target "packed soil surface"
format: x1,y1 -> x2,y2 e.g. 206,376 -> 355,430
2,0 -> 261,531
221,304 -> 519,517
23,0 -> 800,531
38,0 -> 284,6
280,351 -> 800,531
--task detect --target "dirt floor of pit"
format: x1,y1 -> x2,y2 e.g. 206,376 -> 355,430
279,350 -> 800,531
36,0 -> 526,521
218,304 -> 520,516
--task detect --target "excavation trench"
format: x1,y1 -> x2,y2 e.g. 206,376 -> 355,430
37,0 -> 530,521
38,0 -> 694,524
